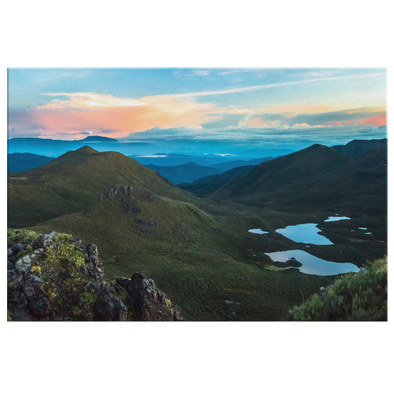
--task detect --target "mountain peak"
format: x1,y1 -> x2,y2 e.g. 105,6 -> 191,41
74,145 -> 99,154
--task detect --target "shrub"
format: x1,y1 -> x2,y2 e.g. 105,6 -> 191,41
7,229 -> 40,245
291,257 -> 387,321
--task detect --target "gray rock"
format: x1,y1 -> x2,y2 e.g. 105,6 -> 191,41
115,273 -> 184,321
15,255 -> 32,273
11,243 -> 27,253
23,281 -> 36,301
33,231 -> 57,249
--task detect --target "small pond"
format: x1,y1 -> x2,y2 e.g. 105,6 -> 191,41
324,216 -> 351,222
276,223 -> 333,245
265,249 -> 360,276
248,229 -> 269,235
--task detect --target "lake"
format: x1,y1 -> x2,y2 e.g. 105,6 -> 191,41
265,249 -> 360,276
324,216 -> 350,222
276,223 -> 333,245
248,229 -> 269,234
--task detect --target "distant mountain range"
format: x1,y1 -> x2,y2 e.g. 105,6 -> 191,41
178,165 -> 257,196
145,162 -> 222,185
7,137 -> 155,157
8,153 -> 55,173
210,157 -> 274,172
81,136 -> 118,142
130,153 -> 242,167
331,138 -> 387,157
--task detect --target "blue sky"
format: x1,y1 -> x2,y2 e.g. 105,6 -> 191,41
8,68 -> 387,149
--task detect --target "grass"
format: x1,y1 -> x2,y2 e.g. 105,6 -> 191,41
8,145 -> 387,321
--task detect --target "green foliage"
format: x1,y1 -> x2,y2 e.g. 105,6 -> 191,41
292,257 -> 387,321
26,244 -> 33,254
44,242 -> 85,269
54,232 -> 73,242
7,229 -> 40,245
83,292 -> 98,304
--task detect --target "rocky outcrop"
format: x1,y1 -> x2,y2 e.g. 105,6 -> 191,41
272,258 -> 303,268
7,229 -> 183,322
115,274 -> 183,321
99,185 -> 160,203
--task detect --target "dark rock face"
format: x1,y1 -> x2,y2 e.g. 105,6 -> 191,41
115,273 -> 184,321
7,229 -> 183,322
99,185 -> 160,205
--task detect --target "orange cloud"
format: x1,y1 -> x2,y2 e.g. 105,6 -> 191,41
28,93 -> 221,139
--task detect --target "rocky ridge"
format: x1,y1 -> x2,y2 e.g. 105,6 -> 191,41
99,184 -> 161,203
7,229 -> 183,321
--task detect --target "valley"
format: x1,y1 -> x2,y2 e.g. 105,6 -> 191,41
7,139 -> 387,321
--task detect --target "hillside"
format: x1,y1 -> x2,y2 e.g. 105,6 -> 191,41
29,184 -> 336,321
8,153 -> 55,172
331,138 -> 387,157
212,144 -> 387,216
7,143 -> 387,321
8,146 -> 192,228
178,165 -> 256,197
211,144 -> 349,201
145,162 -> 222,184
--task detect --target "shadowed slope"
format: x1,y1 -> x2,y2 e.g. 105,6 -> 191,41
331,138 -> 387,157
212,144 -> 386,215
214,144 -> 350,199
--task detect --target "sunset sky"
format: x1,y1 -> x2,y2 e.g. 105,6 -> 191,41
8,68 -> 386,147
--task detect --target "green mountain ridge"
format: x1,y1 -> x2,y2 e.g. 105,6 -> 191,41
212,144 -> 387,215
7,140 -> 387,321
8,146 -> 192,228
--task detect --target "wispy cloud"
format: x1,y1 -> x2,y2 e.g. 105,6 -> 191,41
174,69 -> 211,77
166,72 -> 385,99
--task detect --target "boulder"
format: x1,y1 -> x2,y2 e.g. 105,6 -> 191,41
8,229 -> 183,322
15,255 -> 32,273
115,273 -> 183,321
33,231 -> 56,249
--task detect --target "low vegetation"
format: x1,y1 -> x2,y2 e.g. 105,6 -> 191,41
7,142 -> 387,321
291,257 -> 387,321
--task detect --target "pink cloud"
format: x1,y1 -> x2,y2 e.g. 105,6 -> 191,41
358,115 -> 386,127
10,93 -> 222,139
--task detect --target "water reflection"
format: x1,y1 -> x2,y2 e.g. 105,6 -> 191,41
265,249 -> 360,276
276,223 -> 333,245
324,216 -> 350,222
248,229 -> 269,234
